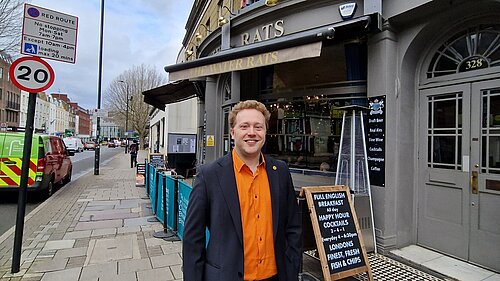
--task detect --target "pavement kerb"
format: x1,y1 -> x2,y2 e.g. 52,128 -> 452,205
0,150 -> 125,246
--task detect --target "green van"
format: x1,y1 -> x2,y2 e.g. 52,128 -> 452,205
0,132 -> 74,197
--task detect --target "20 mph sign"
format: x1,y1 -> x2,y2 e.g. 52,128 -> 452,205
9,56 -> 54,93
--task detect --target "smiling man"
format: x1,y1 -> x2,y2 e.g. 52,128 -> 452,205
183,100 -> 302,281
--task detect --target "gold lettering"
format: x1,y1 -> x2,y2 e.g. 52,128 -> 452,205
241,33 -> 250,46
257,54 -> 264,65
275,19 -> 284,37
223,61 -> 229,71
236,59 -> 243,69
247,56 -> 254,67
229,59 -> 235,71
262,23 -> 274,40
264,52 -> 270,64
271,51 -> 278,63
253,28 -> 262,43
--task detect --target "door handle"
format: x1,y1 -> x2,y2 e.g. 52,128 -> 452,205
471,171 -> 478,194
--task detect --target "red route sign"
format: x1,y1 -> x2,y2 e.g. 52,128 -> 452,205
9,56 -> 54,93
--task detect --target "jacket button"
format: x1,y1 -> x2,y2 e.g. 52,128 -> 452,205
238,272 -> 243,278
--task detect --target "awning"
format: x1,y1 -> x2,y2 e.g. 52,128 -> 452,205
169,42 -> 322,81
165,14 -> 380,81
142,80 -> 204,111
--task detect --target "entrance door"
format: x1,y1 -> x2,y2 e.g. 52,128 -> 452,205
418,80 -> 500,272
469,80 -> 500,271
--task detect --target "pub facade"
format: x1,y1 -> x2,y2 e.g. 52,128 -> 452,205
143,0 -> 500,272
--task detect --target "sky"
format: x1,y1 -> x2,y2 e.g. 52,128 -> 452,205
24,0 -> 194,109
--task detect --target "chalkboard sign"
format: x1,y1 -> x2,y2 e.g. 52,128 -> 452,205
149,153 -> 166,169
367,96 -> 386,186
136,163 -> 146,175
302,186 -> 373,281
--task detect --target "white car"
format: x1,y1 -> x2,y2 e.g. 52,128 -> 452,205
63,137 -> 84,153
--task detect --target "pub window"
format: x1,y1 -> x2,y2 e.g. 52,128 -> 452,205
427,24 -> 500,78
427,93 -> 462,170
222,74 -> 231,102
264,97 -> 347,172
0,67 -> 3,79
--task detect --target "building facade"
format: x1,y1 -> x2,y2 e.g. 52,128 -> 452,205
0,52 -> 21,128
144,0 -> 500,272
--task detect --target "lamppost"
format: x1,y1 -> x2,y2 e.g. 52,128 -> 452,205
119,80 -> 129,153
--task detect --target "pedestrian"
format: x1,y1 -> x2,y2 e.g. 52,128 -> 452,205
129,140 -> 138,168
183,100 -> 302,281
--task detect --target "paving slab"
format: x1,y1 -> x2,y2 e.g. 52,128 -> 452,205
95,272 -> 136,281
85,235 -> 140,265
29,258 -> 68,273
160,242 -> 182,255
40,267 -> 81,281
63,231 -> 92,240
74,220 -> 122,231
84,205 -> 116,211
170,264 -> 183,280
42,240 -> 75,251
150,253 -> 182,268
117,258 -> 152,274
91,228 -> 117,237
90,212 -> 139,221
137,267 -> 174,281
123,216 -> 156,227
87,201 -> 120,206
79,262 -> 117,281
117,226 -> 141,234
53,247 -> 88,259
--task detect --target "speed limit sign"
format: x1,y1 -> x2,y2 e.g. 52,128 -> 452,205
9,56 -> 54,93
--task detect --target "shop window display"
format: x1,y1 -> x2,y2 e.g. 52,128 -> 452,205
264,98 -> 350,171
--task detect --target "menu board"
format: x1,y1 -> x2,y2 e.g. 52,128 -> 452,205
149,153 -> 166,169
367,96 -> 386,186
303,186 -> 373,281
136,163 -> 146,175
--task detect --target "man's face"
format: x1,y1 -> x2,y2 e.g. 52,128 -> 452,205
230,108 -> 266,160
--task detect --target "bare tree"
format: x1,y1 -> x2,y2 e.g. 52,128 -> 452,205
104,64 -> 166,148
0,0 -> 24,54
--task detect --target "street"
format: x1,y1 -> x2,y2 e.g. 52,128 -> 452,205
0,146 -> 125,236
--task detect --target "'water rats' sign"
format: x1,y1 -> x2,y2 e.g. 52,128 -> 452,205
21,4 -> 78,64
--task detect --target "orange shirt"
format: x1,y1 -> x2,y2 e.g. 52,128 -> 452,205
232,150 -> 277,280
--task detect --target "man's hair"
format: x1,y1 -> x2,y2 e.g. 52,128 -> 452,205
228,100 -> 270,129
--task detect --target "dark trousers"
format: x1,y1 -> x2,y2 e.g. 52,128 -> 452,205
130,154 -> 137,168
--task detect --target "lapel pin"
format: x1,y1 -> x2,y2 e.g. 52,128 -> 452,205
273,165 -> 277,170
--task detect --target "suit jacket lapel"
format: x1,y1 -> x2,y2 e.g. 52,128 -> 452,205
265,156 -> 280,240
215,154 -> 243,246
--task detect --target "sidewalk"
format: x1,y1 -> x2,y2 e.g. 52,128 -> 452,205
0,150 -> 182,281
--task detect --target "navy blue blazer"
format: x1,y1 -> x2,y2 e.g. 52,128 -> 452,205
182,153 -> 302,281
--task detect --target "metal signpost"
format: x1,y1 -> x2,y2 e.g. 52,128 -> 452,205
9,56 -> 55,273
21,4 -> 78,64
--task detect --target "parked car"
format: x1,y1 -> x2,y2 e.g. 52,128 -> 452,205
0,132 -> 74,198
63,137 -> 84,153
108,142 -> 116,148
84,141 -> 96,150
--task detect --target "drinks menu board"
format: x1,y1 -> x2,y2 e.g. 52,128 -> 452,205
302,186 -> 373,281
367,95 -> 386,186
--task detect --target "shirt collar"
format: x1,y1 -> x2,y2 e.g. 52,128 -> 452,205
232,149 -> 266,173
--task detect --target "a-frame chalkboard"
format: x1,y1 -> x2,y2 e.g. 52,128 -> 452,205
302,186 -> 373,281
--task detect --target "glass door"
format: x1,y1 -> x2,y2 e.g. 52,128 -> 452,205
469,80 -> 500,272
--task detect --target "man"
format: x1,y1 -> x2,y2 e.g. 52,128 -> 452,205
183,100 -> 302,281
129,140 -> 138,168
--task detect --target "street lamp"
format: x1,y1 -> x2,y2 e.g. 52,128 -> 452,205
119,80 -> 130,153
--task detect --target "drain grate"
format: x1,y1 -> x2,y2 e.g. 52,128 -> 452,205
354,253 -> 444,281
